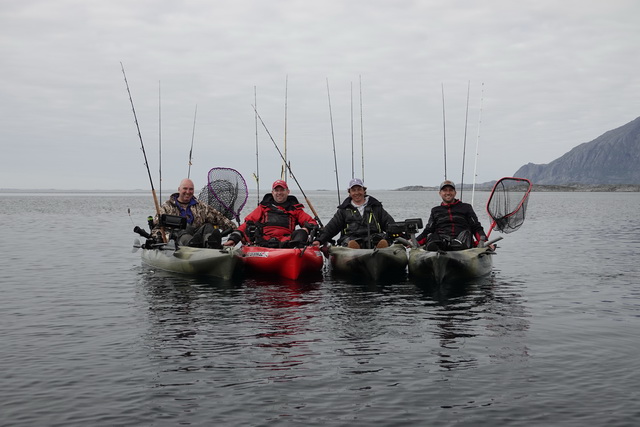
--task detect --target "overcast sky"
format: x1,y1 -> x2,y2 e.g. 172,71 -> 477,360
2,0 -> 638,192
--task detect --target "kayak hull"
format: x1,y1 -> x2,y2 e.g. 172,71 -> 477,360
408,247 -> 493,284
329,243 -> 408,281
141,246 -> 244,280
241,246 -> 324,280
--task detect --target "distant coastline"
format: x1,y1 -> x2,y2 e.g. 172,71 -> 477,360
2,184 -> 640,193
394,184 -> 640,192
0,189 -> 151,194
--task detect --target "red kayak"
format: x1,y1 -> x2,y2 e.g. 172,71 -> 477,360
241,246 -> 324,280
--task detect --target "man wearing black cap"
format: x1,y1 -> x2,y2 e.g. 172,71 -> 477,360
224,179 -> 318,248
416,180 -> 491,251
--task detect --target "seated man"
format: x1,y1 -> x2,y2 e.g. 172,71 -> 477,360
153,178 -> 237,248
416,180 -> 491,251
312,178 -> 395,249
224,180 -> 318,248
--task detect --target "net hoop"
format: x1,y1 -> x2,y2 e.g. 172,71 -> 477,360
485,177 -> 532,237
200,167 -> 248,223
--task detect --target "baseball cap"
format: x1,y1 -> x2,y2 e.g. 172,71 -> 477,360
348,178 -> 365,190
439,180 -> 456,190
272,179 -> 289,190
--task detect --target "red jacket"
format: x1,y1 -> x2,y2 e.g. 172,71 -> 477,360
236,194 -> 317,243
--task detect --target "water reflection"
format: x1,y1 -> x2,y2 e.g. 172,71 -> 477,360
414,273 -> 531,371
241,278 -> 322,380
323,278 -> 395,378
136,269 -> 242,381
135,264 -> 532,424
137,270 -> 323,387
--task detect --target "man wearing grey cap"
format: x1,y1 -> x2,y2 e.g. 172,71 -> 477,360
416,180 -> 491,251
313,178 -> 395,249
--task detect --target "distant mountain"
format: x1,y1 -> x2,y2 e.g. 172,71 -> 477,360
513,116 -> 640,185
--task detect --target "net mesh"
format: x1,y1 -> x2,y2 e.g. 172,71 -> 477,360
197,167 -> 248,222
486,177 -> 532,234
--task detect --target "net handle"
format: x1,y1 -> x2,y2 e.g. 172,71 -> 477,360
485,177 -> 532,238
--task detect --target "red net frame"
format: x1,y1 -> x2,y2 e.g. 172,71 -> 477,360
485,177 -> 532,238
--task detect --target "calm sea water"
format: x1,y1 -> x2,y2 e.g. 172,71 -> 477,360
1,190 -> 639,426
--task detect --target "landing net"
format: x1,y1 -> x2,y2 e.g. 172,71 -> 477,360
486,177 -> 532,234
197,167 -> 248,223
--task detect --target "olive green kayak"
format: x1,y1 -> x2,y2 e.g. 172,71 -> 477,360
408,247 -> 494,284
140,246 -> 244,280
329,243 -> 408,281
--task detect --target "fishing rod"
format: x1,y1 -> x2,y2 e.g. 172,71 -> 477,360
252,104 -> 324,228
326,78 -> 341,204
441,83 -> 448,180
282,75 -> 288,182
471,82 -> 485,205
350,81 -> 355,179
158,80 -> 162,202
460,80 -> 471,200
253,86 -> 260,204
187,104 -> 198,178
121,62 -> 167,243
359,75 -> 365,181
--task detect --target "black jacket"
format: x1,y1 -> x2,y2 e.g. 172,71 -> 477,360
316,195 -> 394,245
416,199 -> 487,244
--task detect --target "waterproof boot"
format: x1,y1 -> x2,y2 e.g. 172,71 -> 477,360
376,239 -> 389,249
347,240 -> 361,249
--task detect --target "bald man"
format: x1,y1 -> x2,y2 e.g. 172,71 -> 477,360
152,178 -> 236,248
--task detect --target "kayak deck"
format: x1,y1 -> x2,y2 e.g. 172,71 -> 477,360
408,247 -> 494,284
329,243 -> 408,282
